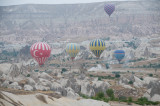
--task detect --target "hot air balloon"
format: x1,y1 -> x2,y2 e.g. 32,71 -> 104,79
66,43 -> 80,61
30,42 -> 51,66
104,4 -> 115,17
114,50 -> 125,63
89,39 -> 106,58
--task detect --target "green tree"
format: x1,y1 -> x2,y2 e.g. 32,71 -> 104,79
128,81 -> 133,84
128,97 -> 132,105
98,77 -> 102,81
119,96 -> 127,102
148,73 -> 153,77
115,74 -> 120,78
27,74 -> 30,77
61,68 -> 67,73
106,89 -> 114,100
97,92 -> 104,99
140,77 -> 143,80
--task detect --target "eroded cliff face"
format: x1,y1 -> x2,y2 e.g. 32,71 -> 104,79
0,1 -> 160,43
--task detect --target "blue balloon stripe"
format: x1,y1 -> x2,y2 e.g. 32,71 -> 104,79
95,40 -> 97,47
92,41 -> 94,46
95,50 -> 97,56
71,44 -> 73,50
74,44 -> 76,50
101,40 -> 103,47
98,39 -> 100,46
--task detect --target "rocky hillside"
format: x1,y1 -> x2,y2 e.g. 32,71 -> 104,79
0,0 -> 160,43
0,91 -> 110,106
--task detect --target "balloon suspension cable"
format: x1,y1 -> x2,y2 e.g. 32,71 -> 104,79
71,57 -> 74,64
96,56 -> 99,63
40,64 -> 44,68
109,16 -> 111,23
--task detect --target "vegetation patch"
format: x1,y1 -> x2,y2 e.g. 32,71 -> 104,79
90,75 -> 115,80
128,81 -> 133,85
80,89 -> 160,105
61,68 -> 68,73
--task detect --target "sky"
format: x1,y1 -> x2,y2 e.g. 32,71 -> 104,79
0,0 -> 139,6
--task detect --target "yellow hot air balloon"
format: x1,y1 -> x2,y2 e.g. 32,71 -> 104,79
66,43 -> 80,60
89,39 -> 106,57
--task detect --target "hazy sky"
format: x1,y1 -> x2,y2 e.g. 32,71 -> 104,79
0,0 -> 139,6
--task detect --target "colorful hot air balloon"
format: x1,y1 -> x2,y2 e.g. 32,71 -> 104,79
114,50 -> 125,63
104,4 -> 115,17
30,42 -> 51,66
66,43 -> 80,61
89,39 -> 106,58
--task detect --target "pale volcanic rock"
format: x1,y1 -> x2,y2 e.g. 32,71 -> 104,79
8,82 -> 22,90
24,84 -> 33,91
39,72 -> 53,81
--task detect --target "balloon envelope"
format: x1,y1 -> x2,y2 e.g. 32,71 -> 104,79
66,43 -> 80,60
114,50 -> 125,62
30,42 -> 51,66
89,39 -> 106,57
104,4 -> 115,17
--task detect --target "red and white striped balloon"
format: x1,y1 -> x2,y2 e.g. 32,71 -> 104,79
30,42 -> 51,66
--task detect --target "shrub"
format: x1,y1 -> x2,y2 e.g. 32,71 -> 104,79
128,97 -> 132,102
79,93 -> 89,99
135,97 -> 159,105
135,97 -> 148,105
27,74 -> 30,77
97,92 -> 104,99
106,89 -> 114,98
148,73 -> 153,77
115,74 -> 120,78
151,101 -> 159,105
112,71 -> 120,74
61,68 -> 67,73
119,96 -> 127,102
140,77 -> 143,80
114,98 -> 119,101
34,70 -> 39,72
90,75 -> 93,77
102,97 -> 109,102
98,77 -> 102,81
91,96 -> 101,100
128,81 -> 133,84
